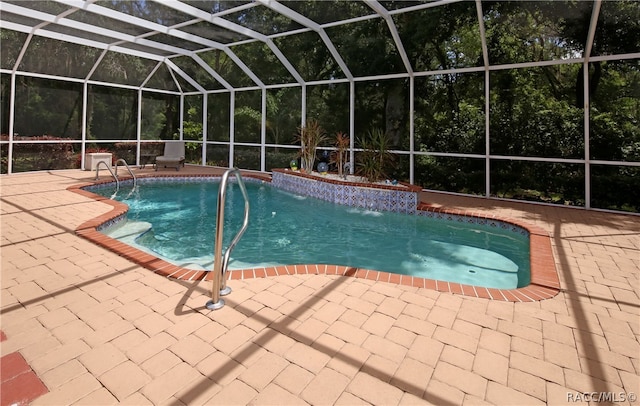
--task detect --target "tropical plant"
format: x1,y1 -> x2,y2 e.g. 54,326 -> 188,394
356,128 -> 395,182
331,131 -> 350,178
295,119 -> 327,173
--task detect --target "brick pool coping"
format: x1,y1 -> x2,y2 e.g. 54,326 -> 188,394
69,173 -> 560,302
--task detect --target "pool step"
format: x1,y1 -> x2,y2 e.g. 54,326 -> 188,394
106,220 -> 152,241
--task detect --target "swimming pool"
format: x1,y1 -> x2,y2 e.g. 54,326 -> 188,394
92,177 -> 530,290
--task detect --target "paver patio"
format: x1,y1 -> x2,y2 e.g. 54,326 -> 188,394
1,167 -> 638,405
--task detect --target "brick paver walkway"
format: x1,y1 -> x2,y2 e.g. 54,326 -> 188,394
1,168 -> 638,405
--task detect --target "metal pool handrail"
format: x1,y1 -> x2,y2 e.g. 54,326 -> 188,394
94,161 -> 119,197
114,158 -> 137,189
207,167 -> 250,311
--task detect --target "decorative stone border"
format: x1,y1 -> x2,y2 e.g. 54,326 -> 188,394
70,172 -> 560,302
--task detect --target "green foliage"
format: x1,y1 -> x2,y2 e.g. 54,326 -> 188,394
489,69 -> 585,159
233,147 -> 261,171
266,88 -> 301,145
415,74 -> 485,155
415,155 -> 485,195
395,1 -> 481,71
3,0 -> 640,210
179,106 -> 203,141
139,92 -> 178,140
173,103 -> 204,162
295,119 -> 327,173
307,83 -> 350,138
12,77 -> 83,139
88,85 -> 137,140
356,128 -> 395,182
490,160 -> 585,206
266,149 -> 299,172
11,137 -> 77,172
331,132 -> 350,178
591,166 -> 640,212
234,91 -> 262,143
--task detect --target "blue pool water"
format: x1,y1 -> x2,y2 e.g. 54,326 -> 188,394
94,179 -> 530,289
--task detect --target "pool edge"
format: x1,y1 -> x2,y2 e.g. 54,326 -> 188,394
69,173 -> 561,302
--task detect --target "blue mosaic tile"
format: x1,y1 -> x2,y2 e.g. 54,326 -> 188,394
272,171 -> 419,214
97,213 -> 127,232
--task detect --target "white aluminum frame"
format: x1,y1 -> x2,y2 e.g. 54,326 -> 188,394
1,0 -> 638,214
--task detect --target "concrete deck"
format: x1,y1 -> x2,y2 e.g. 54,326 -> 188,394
1,167 -> 638,405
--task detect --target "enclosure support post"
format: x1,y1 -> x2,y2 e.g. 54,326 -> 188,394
202,94 -> 208,166
485,69 -> 491,198
179,95 -> 184,141
349,81 -> 355,175
229,91 -> 235,168
583,62 -> 591,210
582,1 -> 601,210
409,76 -> 415,185
7,73 -> 16,174
137,89 -> 143,167
261,89 -> 267,172
301,84 -> 307,128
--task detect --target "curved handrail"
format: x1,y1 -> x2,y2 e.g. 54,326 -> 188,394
207,168 -> 250,310
94,161 -> 120,197
114,158 -> 137,188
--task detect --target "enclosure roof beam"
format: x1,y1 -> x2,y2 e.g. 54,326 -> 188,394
0,20 -> 165,62
167,66 -> 183,93
191,54 -> 232,91
256,0 -> 354,81
584,0 -> 602,60
1,2 -> 201,58
52,0 -> 228,50
263,41 -> 305,85
364,1 -> 414,76
218,49 -> 265,89
475,0 -> 490,68
386,0 -> 466,16
49,0 -> 266,88
211,2 -> 261,19
152,0 -> 303,86
165,59 -> 206,93
153,0 -> 266,42
140,61 -> 163,89
85,49 -> 109,82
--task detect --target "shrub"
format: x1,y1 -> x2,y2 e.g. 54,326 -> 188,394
295,119 -> 327,173
356,128 -> 395,182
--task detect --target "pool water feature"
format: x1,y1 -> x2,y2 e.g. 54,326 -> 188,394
93,178 -> 530,290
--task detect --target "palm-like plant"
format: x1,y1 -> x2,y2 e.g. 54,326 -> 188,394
356,128 -> 395,182
295,119 -> 327,173
331,131 -> 350,179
